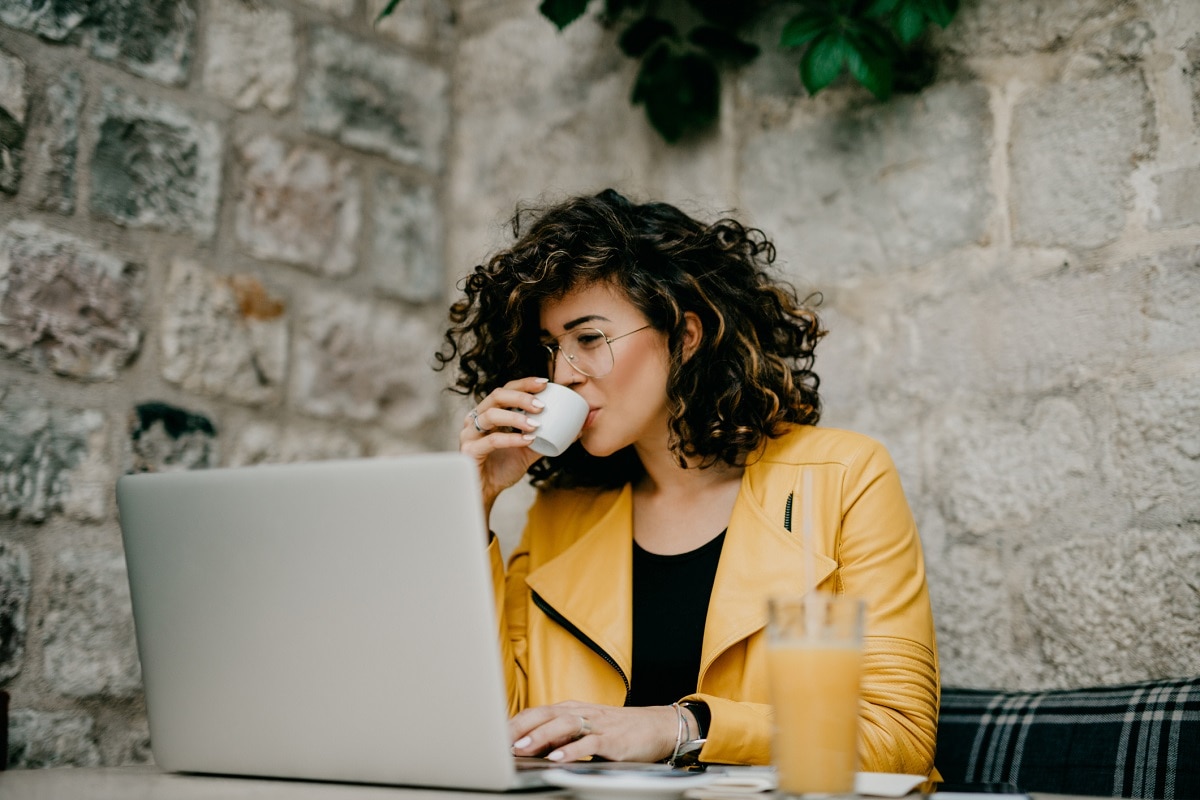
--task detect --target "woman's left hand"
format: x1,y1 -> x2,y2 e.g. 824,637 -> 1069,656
509,701 -> 678,763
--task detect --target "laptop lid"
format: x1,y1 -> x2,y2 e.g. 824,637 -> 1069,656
116,453 -> 530,791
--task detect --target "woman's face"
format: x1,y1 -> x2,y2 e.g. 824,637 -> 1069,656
538,281 -> 671,458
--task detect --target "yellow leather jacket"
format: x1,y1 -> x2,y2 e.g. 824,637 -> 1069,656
487,425 -> 939,774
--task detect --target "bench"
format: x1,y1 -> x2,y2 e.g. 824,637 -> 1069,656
935,676 -> 1200,798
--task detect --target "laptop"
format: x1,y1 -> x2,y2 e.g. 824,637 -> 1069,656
116,453 -> 560,791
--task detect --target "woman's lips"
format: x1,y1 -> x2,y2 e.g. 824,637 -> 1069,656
584,408 -> 599,428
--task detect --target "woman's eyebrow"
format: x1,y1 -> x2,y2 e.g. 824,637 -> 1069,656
539,314 -> 613,335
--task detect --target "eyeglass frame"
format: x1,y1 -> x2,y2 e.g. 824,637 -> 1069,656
543,324 -> 653,379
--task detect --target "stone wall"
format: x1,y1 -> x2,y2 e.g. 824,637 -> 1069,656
2,0 -> 1199,768
1,0 -> 454,766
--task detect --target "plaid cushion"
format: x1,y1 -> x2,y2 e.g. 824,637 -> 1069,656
936,677 -> 1200,798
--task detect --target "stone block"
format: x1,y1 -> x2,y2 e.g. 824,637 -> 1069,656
0,539 -> 30,682
302,26 -> 449,172
927,541 -> 1027,689
127,401 -> 217,473
928,398 -> 1104,540
0,395 -> 110,523
1010,72 -> 1153,250
0,221 -> 144,381
42,549 -> 142,698
0,47 -> 27,195
160,260 -> 288,406
234,135 -> 361,276
290,292 -> 442,433
938,0 -> 1126,56
6,709 -> 101,768
876,255 -> 1149,401
32,71 -> 82,214
368,0 -> 454,49
296,0 -> 354,17
1151,166 -> 1200,229
1189,34 -> 1200,126
90,87 -> 222,238
739,83 -> 994,283
370,174 -> 442,303
1063,18 -> 1156,81
228,422 -> 363,466
1141,246 -> 1200,356
86,0 -> 195,86
98,715 -> 153,766
1112,361 -> 1200,527
1026,529 -> 1200,688
203,0 -> 297,112
0,0 -> 88,41
448,10 -> 653,272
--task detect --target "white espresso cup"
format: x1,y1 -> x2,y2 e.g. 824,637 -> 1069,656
529,383 -> 589,457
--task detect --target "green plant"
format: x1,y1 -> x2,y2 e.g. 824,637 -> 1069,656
376,0 -> 960,143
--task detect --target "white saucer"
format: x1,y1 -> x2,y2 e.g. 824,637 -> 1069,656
542,768 -> 720,800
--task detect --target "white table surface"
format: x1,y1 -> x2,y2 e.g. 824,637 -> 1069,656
0,765 -> 1093,800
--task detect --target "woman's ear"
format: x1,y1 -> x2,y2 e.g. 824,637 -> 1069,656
682,311 -> 703,363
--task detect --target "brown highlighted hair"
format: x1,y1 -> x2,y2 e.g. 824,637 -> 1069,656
436,189 -> 825,489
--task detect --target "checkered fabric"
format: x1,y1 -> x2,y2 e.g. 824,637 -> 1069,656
936,676 -> 1200,799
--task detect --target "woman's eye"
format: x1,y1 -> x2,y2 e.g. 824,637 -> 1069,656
575,333 -> 604,348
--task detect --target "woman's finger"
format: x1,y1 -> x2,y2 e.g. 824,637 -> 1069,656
510,708 -> 595,758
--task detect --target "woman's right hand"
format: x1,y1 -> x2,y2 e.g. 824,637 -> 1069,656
460,377 -> 551,522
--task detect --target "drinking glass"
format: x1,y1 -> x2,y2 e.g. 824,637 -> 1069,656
767,593 -> 865,798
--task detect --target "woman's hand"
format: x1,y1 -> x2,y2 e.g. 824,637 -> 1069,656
460,377 -> 551,521
509,701 -> 680,764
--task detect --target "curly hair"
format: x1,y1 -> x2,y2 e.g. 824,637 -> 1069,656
435,189 -> 825,489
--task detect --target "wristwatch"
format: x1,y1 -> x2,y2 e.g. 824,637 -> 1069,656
670,701 -> 710,769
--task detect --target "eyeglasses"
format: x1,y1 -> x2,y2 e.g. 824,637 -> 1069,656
544,325 -> 652,379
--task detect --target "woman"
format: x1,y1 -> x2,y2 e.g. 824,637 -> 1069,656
437,189 -> 938,772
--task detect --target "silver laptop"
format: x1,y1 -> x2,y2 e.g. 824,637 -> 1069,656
117,453 -> 552,791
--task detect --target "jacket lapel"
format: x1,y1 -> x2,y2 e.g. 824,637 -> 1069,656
699,462 -> 837,677
524,485 -> 635,681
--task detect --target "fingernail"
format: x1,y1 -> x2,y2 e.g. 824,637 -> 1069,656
523,434 -> 536,441
513,736 -> 532,749
532,399 -> 545,409
535,377 -> 549,384
525,417 -> 541,428
547,750 -> 564,762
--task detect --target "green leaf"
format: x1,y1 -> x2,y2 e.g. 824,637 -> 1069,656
894,0 -> 926,44
684,0 -> 757,29
632,45 -> 720,142
619,16 -> 678,58
688,26 -> 760,66
539,0 -> 591,31
865,0 -> 901,15
924,0 -> 959,28
780,11 -> 831,49
800,32 -> 851,95
373,0 -> 403,23
845,34 -> 894,99
603,0 -> 647,22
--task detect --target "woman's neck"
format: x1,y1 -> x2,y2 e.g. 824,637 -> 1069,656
630,436 -> 745,555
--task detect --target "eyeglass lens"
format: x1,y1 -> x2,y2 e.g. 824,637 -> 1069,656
546,329 -> 614,379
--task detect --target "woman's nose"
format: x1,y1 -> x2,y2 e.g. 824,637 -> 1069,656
551,352 -> 586,386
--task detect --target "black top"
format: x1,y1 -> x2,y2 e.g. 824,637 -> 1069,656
627,530 -> 726,709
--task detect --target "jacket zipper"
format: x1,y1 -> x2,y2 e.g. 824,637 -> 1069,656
784,491 -> 793,532
531,590 -> 632,705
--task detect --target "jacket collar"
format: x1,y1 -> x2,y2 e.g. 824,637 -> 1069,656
523,461 -> 837,681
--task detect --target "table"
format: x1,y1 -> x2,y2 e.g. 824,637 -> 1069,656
0,766 -> 1102,800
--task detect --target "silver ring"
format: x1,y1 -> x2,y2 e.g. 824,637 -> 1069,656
575,716 -> 592,739
469,409 -> 486,434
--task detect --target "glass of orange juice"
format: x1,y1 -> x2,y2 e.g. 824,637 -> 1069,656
767,593 -> 865,798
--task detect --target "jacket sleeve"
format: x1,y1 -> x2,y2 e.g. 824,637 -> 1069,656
683,439 -> 938,773
837,440 -> 939,775
489,530 -> 531,716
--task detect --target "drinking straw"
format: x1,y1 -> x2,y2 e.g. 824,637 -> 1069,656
802,468 -> 819,635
